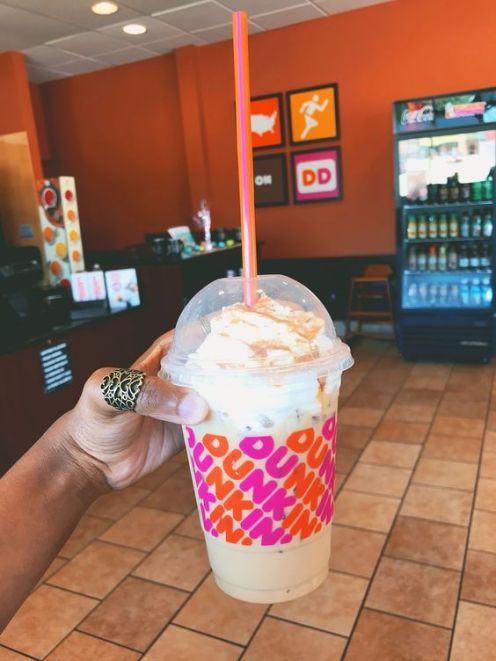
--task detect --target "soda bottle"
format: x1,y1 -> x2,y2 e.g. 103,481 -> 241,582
460,182 -> 471,202
419,282 -> 428,304
470,279 -> 482,306
418,215 -> 428,239
428,283 -> 438,305
448,173 -> 460,202
449,283 -> 460,305
482,277 -> 493,305
448,244 -> 458,270
438,244 -> 448,271
428,245 -> 438,271
417,247 -> 427,271
460,279 -> 470,305
471,181 -> 483,202
439,282 -> 448,305
480,244 -> 491,269
460,211 -> 471,238
449,213 -> 459,238
427,183 -> 438,205
459,244 -> 469,270
407,214 -> 417,239
483,175 -> 493,201
438,213 -> 448,238
469,244 -> 480,270
472,210 -> 482,238
438,181 -> 449,203
407,282 -> 418,305
483,211 -> 493,238
428,213 -> 438,238
407,246 -> 417,271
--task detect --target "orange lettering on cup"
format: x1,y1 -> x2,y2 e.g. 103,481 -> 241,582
284,462 -> 315,498
286,428 -> 314,453
216,515 -> 245,543
206,467 -> 234,500
224,489 -> 254,521
282,503 -> 303,530
307,436 -> 327,469
223,449 -> 254,480
290,509 -> 319,539
303,476 -> 326,512
210,504 -> 224,523
203,433 -> 229,457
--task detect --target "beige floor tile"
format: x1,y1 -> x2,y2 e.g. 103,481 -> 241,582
448,370 -> 493,393
143,625 -> 242,660
38,557 -> 67,585
46,631 -> 139,660
99,507 -> 182,551
451,601 -> 496,661
346,608 -> 450,661
403,374 -> 450,391
339,406 -> 384,428
366,557 -> 460,627
423,433 -> 481,464
373,419 -> 429,444
87,487 -> 150,521
335,473 -> 347,492
413,458 -> 477,492
244,617 -> 346,661
0,585 -> 97,658
174,575 -> 266,645
0,648 -> 31,660
336,447 -> 360,473
437,396 -> 488,420
484,430 -> 496,452
140,466 -> 197,515
385,516 -> 467,570
401,485 -> 472,526
133,534 -> 210,591
385,403 -> 436,423
480,451 -> 496,479
462,550 -> 496,608
59,514 -> 112,559
133,462 -> 182,490
270,571 -> 367,636
175,510 -> 204,540
360,440 -> 421,468
476,479 -> 496,512
338,425 -> 372,450
48,541 -> 144,599
345,463 -> 411,497
79,577 -> 187,651
430,416 -> 484,439
334,490 -> 400,533
469,510 -> 496,553
345,385 -> 395,410
329,525 -> 386,578
394,389 -> 441,407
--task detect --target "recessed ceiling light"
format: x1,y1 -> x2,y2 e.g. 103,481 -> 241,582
122,23 -> 147,35
91,1 -> 119,15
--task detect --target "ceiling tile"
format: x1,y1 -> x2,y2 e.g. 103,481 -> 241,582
221,0 -> 304,14
123,0 -> 195,11
193,20 -> 262,43
98,15 -> 182,44
26,64 -> 68,83
46,31 -> 127,56
253,4 -> 325,29
0,3 -> 79,50
50,58 -> 109,75
316,0 -> 393,14
153,1 -> 232,32
23,44 -> 87,67
144,32 -> 205,53
95,46 -> 156,66
1,0 -> 142,29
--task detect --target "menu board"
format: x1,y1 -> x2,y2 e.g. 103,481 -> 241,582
40,343 -> 73,393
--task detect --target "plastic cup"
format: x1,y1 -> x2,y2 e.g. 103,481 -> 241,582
161,275 -> 353,603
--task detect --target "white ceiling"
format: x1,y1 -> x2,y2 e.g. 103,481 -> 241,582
0,0 -> 394,83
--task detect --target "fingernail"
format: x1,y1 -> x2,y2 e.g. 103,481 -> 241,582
178,392 -> 208,423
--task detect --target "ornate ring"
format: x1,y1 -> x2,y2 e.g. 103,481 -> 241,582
100,368 -> 146,412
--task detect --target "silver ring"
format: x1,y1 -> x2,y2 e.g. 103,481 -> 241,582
100,368 -> 146,412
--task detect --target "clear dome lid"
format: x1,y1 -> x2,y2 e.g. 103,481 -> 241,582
162,274 -> 353,384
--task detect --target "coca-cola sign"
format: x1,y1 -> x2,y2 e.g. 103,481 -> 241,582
401,104 -> 434,126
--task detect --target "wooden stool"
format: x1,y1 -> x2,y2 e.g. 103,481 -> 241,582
345,265 -> 394,340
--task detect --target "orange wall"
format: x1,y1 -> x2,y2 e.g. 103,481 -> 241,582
41,54 -> 190,250
39,0 -> 496,257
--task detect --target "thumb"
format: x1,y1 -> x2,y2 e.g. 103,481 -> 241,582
135,375 -> 209,424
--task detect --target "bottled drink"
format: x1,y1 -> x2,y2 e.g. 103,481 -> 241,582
469,244 -> 480,270
428,283 -> 438,305
428,245 -> 437,271
471,181 -> 483,202
483,211 -> 493,238
438,213 -> 448,238
428,213 -> 438,238
418,215 -> 428,239
449,283 -> 460,305
460,182 -> 471,202
480,244 -> 491,269
417,247 -> 427,271
406,214 -> 417,239
482,277 -> 493,305
460,279 -> 470,305
448,174 -> 460,202
438,181 -> 449,203
483,175 -> 493,201
407,282 -> 418,305
419,282 -> 428,304
427,183 -> 438,205
438,244 -> 448,271
439,282 -> 448,305
449,213 -> 459,238
407,246 -> 417,271
470,279 -> 482,306
460,211 -> 471,238
448,244 -> 458,270
459,244 -> 469,270
472,210 -> 482,238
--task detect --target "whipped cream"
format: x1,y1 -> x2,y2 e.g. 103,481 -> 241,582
187,293 -> 334,370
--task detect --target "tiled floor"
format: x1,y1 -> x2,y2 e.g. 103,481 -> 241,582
1,339 -> 496,659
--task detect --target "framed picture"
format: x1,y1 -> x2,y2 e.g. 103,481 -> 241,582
253,153 -> 288,207
250,93 -> 284,149
287,84 -> 340,145
291,147 -> 343,204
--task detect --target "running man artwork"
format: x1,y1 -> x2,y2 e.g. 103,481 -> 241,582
287,84 -> 339,144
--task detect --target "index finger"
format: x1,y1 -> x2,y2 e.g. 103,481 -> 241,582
132,330 -> 174,375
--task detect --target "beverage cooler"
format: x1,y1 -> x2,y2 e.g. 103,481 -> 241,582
393,88 -> 496,362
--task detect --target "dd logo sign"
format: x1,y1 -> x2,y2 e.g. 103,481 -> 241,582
292,149 -> 342,203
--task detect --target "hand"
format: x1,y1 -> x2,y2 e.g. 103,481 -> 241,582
65,332 -> 208,490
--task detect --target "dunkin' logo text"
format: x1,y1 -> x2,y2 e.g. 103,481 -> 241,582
185,414 -> 337,547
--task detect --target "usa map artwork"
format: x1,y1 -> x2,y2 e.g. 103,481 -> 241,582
184,414 -> 337,546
